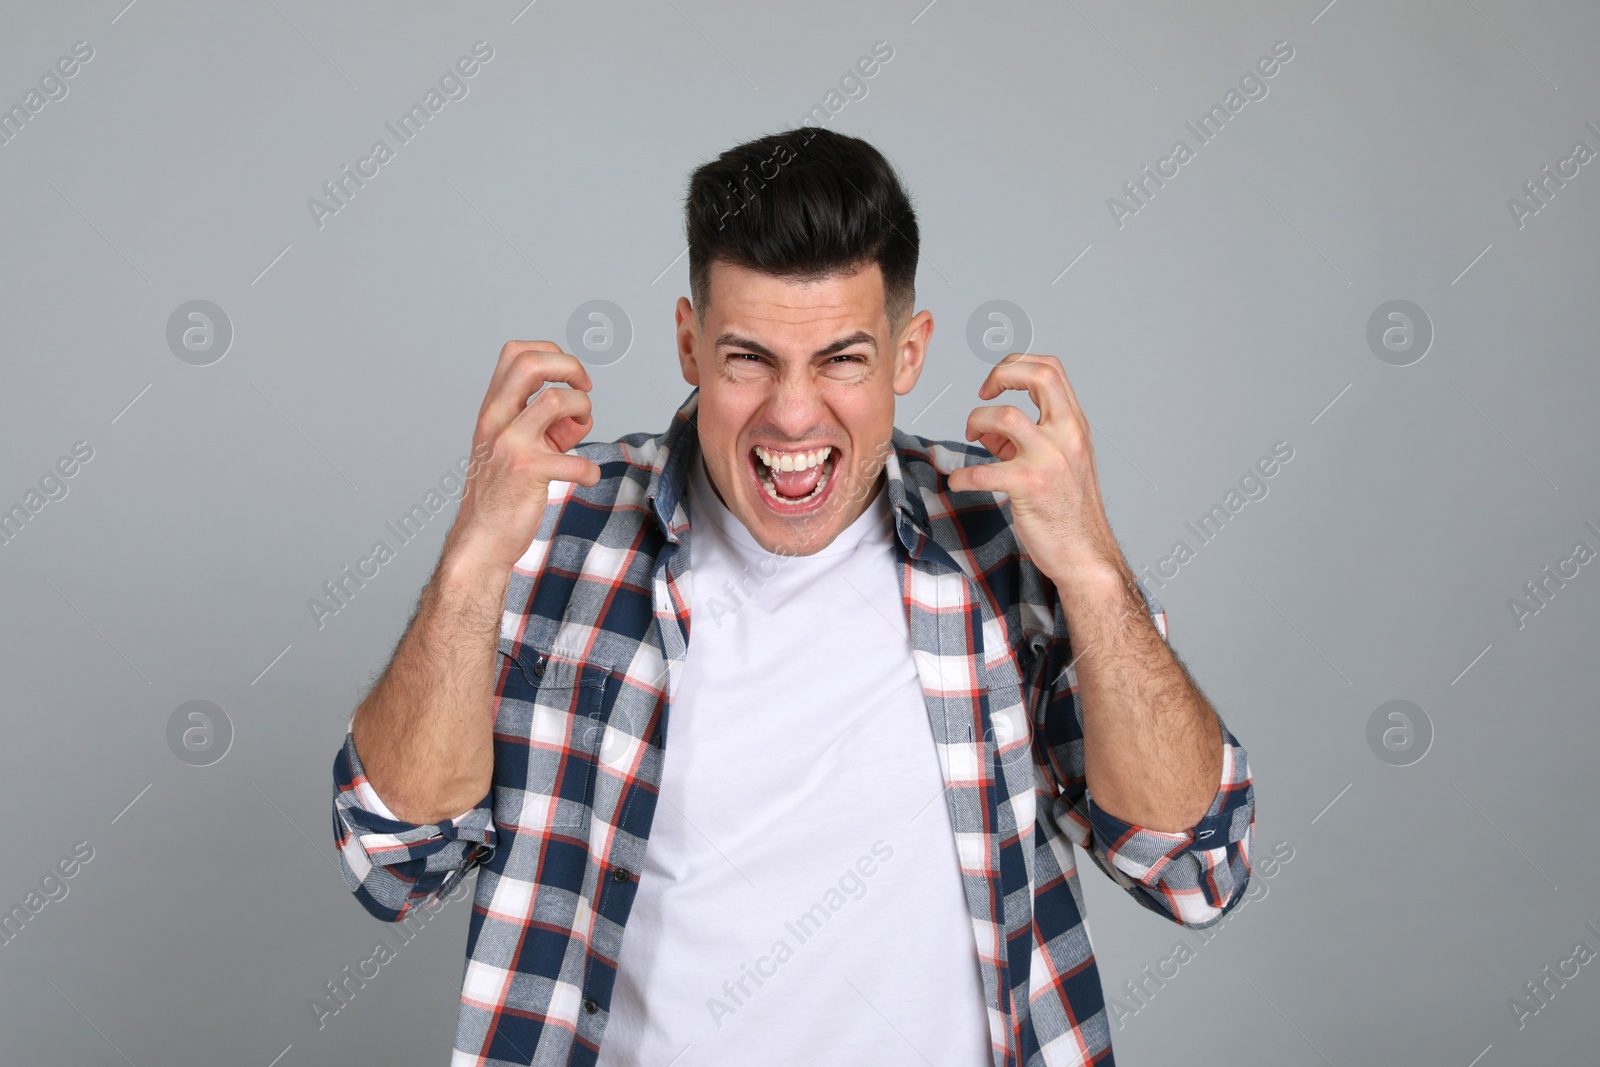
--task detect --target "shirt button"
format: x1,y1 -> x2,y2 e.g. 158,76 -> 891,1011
583,998 -> 599,1014
611,868 -> 630,883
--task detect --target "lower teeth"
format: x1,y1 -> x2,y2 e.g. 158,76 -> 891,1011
758,456 -> 831,504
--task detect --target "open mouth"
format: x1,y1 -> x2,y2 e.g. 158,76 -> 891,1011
749,443 -> 839,512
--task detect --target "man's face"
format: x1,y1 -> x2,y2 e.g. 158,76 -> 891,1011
675,260 -> 932,557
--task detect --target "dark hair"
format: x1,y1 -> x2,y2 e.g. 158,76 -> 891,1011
684,127 -> 919,331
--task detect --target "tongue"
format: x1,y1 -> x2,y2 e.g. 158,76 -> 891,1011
771,460 -> 823,499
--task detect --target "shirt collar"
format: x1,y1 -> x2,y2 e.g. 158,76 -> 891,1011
645,386 -> 934,560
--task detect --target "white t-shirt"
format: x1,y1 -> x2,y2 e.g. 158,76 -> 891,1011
595,454 -> 991,1066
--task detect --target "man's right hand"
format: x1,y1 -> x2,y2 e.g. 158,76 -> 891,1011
446,341 -> 604,572
348,342 -> 604,827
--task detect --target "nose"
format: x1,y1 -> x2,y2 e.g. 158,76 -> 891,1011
765,370 -> 826,440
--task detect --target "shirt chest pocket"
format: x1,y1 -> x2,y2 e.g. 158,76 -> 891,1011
496,646 -> 613,834
982,646 -> 1041,896
982,648 -> 1033,757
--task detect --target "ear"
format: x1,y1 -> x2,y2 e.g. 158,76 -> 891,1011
892,309 -> 933,395
675,297 -> 700,386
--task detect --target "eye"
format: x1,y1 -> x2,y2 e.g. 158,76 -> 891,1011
828,353 -> 865,364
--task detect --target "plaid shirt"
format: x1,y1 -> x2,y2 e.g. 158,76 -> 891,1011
332,385 -> 1255,1066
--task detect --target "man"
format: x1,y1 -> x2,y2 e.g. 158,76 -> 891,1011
332,127 -> 1254,1066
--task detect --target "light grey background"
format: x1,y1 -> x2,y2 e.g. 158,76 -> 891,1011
2,1 -> 1596,1064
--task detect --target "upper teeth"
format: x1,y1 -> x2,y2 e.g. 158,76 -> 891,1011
755,445 -> 832,472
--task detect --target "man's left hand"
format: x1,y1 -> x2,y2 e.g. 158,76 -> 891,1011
945,352 -> 1126,588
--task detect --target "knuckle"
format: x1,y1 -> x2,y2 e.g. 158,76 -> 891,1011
501,339 -> 558,362
501,440 -> 540,471
545,384 -> 582,411
530,385 -> 590,425
526,386 -> 561,414
515,345 -> 564,373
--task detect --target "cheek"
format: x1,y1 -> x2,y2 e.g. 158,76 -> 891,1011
714,429 -> 749,472
700,388 -> 754,437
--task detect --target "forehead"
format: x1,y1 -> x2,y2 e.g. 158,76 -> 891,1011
705,260 -> 886,335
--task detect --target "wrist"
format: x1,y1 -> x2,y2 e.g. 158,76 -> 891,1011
438,537 -> 513,608
1046,555 -> 1130,601
442,522 -> 513,578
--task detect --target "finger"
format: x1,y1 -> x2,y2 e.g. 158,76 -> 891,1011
963,403 -> 1046,462
485,339 -> 561,402
480,345 -> 594,435
1029,353 -> 1087,425
977,354 -> 1070,427
503,381 -> 594,455
480,342 -> 595,425
947,454 -> 1023,495
492,346 -> 594,424
1003,351 -> 1071,394
540,452 -> 604,489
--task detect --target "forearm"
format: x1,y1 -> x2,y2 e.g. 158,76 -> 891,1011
1058,562 -> 1222,832
349,536 -> 509,825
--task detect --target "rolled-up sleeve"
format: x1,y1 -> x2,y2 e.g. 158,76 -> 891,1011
1078,724 -> 1254,928
331,726 -> 496,922
1032,575 -> 1255,929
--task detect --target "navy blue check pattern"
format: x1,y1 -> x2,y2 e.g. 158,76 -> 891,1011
332,385 -> 1255,1066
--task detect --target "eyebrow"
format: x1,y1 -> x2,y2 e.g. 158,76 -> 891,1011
714,330 -> 878,360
